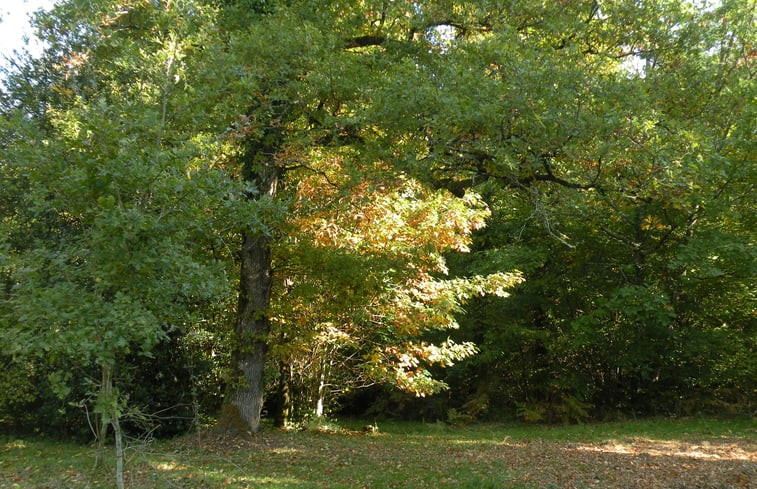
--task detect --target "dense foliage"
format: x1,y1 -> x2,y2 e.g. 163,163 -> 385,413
0,0 -> 753,455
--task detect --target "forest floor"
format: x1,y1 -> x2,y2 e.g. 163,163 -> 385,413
1,418 -> 754,488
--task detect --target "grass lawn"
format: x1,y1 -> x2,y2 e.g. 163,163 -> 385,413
1,417 -> 754,488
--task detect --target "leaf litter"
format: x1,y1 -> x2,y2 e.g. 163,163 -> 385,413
2,423 -> 754,488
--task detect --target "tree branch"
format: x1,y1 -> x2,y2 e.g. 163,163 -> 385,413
344,35 -> 386,49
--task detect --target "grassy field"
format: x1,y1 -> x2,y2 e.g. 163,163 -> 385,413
1,417 -> 754,488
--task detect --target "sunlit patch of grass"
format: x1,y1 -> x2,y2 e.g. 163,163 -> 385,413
153,461 -> 186,471
573,438 -> 756,461
269,446 -> 302,455
3,439 -> 27,450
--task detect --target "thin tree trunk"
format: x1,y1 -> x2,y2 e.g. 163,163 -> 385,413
273,362 -> 292,428
95,365 -> 112,468
315,357 -> 330,418
112,413 -> 124,489
95,364 -> 124,489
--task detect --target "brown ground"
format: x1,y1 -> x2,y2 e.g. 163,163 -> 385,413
495,437 -> 755,488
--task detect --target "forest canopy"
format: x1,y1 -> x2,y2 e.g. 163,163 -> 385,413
0,0 -> 754,445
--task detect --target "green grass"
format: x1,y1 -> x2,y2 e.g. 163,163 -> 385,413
341,416 -> 755,444
1,417 -> 754,489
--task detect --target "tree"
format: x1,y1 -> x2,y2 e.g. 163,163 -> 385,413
1,0 -> 244,483
266,163 -> 521,424
211,0 -> 524,432
2,1 -> 752,460
383,0 -> 756,419
3,0 -> 524,440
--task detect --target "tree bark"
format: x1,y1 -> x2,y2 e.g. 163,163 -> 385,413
272,362 -> 292,428
112,412 -> 124,489
225,231 -> 274,433
220,108 -> 284,434
315,357 -> 331,418
94,365 -> 111,468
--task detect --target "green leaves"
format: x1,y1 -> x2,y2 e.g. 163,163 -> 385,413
2,0 -> 753,430
0,1 -> 245,440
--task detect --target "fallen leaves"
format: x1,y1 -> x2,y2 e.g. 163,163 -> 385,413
2,422 -> 755,488
495,437 -> 756,489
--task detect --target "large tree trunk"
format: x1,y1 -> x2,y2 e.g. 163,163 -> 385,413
218,94 -> 291,434
223,230 -> 275,433
220,112 -> 284,433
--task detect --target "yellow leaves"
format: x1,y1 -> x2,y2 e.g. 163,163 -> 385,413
480,271 -> 525,297
396,352 -> 420,370
274,154 -> 523,397
316,324 -> 353,345
290,168 -> 490,268
57,51 -> 90,82
641,215 -> 671,231
368,339 -> 479,396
